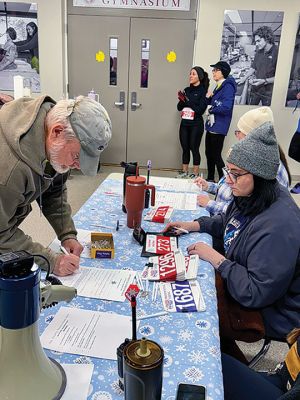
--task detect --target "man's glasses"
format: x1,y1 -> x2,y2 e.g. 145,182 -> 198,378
222,167 -> 250,182
212,68 -> 221,72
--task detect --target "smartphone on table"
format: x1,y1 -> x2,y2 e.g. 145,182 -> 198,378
175,383 -> 206,400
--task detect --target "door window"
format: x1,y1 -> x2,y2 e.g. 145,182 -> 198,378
141,39 -> 150,88
109,37 -> 118,86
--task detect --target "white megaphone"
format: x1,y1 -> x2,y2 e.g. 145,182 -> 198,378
0,251 -> 76,400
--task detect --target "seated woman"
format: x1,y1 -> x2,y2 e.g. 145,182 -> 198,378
165,121 -> 300,362
222,328 -> 300,400
15,21 -> 39,63
195,107 -> 291,216
0,27 -> 17,71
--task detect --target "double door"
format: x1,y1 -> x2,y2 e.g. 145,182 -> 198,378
68,15 -> 195,168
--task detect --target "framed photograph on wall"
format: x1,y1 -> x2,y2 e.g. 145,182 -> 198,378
220,10 -> 284,106
285,16 -> 300,108
0,2 -> 40,93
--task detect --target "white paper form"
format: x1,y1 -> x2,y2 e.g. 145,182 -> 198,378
57,267 -> 136,302
149,176 -> 201,193
49,229 -> 93,258
41,307 -> 136,360
154,191 -> 197,210
61,364 -> 93,400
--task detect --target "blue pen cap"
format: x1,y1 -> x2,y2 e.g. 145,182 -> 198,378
0,266 -> 40,329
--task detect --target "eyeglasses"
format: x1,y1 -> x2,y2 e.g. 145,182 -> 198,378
222,167 -> 251,182
212,68 -> 221,72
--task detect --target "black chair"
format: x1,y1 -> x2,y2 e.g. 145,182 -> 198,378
247,337 -> 289,369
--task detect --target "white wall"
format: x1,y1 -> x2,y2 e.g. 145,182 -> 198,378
4,0 -> 300,175
194,0 -> 300,176
6,0 -> 65,101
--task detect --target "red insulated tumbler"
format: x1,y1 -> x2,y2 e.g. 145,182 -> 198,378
125,176 -> 155,228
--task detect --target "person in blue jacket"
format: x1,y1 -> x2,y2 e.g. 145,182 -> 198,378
205,61 -> 237,181
165,121 -> 300,362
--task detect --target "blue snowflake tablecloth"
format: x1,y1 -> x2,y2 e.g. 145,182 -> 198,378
40,176 -> 224,400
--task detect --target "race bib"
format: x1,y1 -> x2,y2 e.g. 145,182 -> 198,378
145,235 -> 178,255
181,107 -> 195,120
142,250 -> 185,281
144,206 -> 174,223
184,255 -> 199,280
160,280 -> 206,312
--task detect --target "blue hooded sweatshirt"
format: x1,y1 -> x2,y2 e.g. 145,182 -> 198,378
205,75 -> 237,135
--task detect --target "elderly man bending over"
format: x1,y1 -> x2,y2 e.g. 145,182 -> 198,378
0,95 -> 112,276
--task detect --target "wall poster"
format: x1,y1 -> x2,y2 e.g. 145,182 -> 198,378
0,2 -> 40,93
220,10 -> 284,106
285,16 -> 300,108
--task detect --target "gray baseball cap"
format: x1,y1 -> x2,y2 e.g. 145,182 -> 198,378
69,97 -> 112,176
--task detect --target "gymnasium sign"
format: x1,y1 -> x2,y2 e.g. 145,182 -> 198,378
73,0 -> 190,11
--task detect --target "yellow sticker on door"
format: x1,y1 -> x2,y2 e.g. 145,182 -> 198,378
96,51 -> 105,62
166,51 -> 176,63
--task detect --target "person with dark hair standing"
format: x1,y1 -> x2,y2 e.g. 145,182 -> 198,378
238,25 -> 278,106
176,66 -> 209,179
205,61 -> 237,182
15,21 -> 39,62
165,122 -> 300,363
0,27 -> 17,71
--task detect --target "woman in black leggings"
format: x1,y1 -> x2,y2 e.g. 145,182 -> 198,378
176,66 -> 209,178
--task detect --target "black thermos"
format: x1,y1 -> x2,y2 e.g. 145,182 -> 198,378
117,338 -> 130,390
120,161 -> 138,213
123,338 -> 164,400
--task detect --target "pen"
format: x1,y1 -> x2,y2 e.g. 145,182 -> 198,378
90,224 -> 114,230
136,311 -> 168,321
116,220 -> 120,231
174,226 -> 189,234
146,160 -> 151,185
60,245 -> 69,255
103,192 -> 121,197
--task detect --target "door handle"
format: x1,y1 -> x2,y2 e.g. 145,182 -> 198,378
114,91 -> 125,110
131,92 -> 142,111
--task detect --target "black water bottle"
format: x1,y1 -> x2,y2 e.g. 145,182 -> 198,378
120,161 -> 138,213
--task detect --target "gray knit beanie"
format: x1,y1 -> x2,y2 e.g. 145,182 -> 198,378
227,121 -> 280,180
